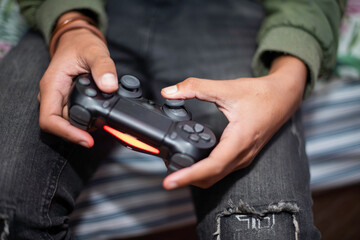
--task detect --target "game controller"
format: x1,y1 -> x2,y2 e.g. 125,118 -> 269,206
68,74 -> 217,172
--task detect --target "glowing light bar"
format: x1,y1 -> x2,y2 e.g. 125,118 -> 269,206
103,125 -> 160,155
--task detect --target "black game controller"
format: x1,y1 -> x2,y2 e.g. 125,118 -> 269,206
68,74 -> 217,172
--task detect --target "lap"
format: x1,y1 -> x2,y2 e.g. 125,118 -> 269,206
106,1 -> 320,239
0,31 -> 112,239
0,1 -> 320,239
191,111 -> 319,240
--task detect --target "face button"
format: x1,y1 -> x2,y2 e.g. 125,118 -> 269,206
194,123 -> 204,133
183,124 -> 195,133
189,134 -> 200,142
85,88 -> 97,97
199,132 -> 211,141
78,77 -> 90,86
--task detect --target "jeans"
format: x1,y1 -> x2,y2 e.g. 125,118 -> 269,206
0,0 -> 320,239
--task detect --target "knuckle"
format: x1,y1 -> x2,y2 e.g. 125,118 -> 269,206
184,77 -> 198,89
87,44 -> 109,58
39,78 -> 47,90
38,116 -> 50,132
91,56 -> 116,73
95,55 -> 114,66
209,161 -> 226,176
86,44 -> 103,55
193,163 -> 225,189
239,156 -> 255,169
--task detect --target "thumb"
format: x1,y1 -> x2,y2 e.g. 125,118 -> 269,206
161,77 -> 221,102
87,54 -> 118,93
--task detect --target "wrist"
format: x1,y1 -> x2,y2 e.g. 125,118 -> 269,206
267,55 -> 308,105
269,55 -> 307,78
57,28 -> 95,46
269,55 -> 307,89
49,12 -> 106,58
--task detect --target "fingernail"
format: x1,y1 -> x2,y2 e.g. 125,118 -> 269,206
166,181 -> 179,190
101,73 -> 117,88
162,85 -> 178,95
79,141 -> 89,148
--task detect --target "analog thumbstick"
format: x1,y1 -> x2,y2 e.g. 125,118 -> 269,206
118,75 -> 142,98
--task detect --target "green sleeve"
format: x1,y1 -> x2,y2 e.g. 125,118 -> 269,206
252,0 -> 347,97
16,0 -> 107,44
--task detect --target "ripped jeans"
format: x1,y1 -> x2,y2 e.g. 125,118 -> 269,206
191,113 -> 318,240
0,0 -> 320,239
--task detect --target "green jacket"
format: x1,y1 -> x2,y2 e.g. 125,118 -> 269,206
17,0 -> 347,97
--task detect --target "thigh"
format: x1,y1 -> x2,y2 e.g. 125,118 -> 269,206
0,31 -> 51,239
0,31 -> 114,240
191,111 -> 320,240
105,1 -> 320,239
141,1 -> 319,239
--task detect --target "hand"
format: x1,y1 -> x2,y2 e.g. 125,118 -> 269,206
38,12 -> 118,148
161,55 -> 307,189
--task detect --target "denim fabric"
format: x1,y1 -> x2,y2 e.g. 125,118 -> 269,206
0,31 -> 121,240
0,0 -> 320,239
191,111 -> 319,240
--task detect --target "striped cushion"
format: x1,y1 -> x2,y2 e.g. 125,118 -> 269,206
303,79 -> 360,191
70,148 -> 196,240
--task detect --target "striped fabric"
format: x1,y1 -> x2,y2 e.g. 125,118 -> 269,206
303,79 -> 360,191
303,0 -> 360,191
70,147 -> 197,240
